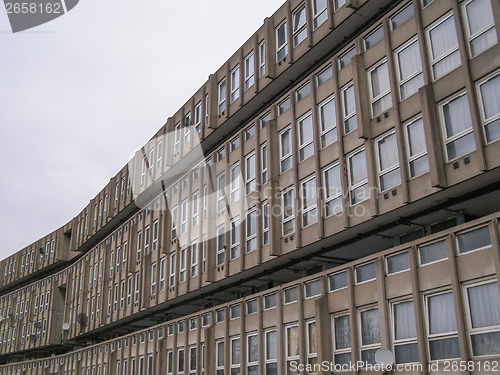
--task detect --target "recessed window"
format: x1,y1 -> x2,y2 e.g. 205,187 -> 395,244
464,280 -> 500,357
375,132 -> 401,192
284,286 -> 298,304
394,37 -> 424,100
230,65 -> 240,103
476,71 -> 500,143
190,317 -> 197,331
318,96 -> 337,148
304,279 -> 321,298
347,149 -> 368,205
355,262 -> 376,284
276,22 -> 288,61
323,164 -> 343,217
245,152 -> 256,194
332,313 -> 351,366
216,226 -> 225,266
338,47 -> 355,70
202,313 -> 210,327
265,330 -> 278,373
178,320 -> 185,333
282,188 -> 295,235
246,210 -> 257,253
342,82 -> 357,134
334,0 -> 346,11
419,240 -> 448,265
301,176 -> 318,227
296,82 -> 310,102
390,3 -> 414,31
280,128 -> 292,173
259,41 -> 266,77
298,112 -> 314,162
264,293 -> 276,309
285,325 -> 300,372
230,137 -> 240,152
216,147 -> 225,162
246,299 -> 258,314
278,97 -> 290,115
230,304 -> 241,320
244,51 -> 255,91
316,65 -> 332,86
329,271 -> 347,292
292,5 -> 307,47
261,143 -> 268,185
392,300 -> 418,363
421,0 -> 434,7
364,27 -> 384,51
456,226 -> 491,254
230,219 -> 240,260
260,112 -> 271,129
439,92 -> 475,161
368,59 -> 392,117
359,308 -> 381,365
312,0 -> 328,29
218,79 -> 226,114
405,116 -> 429,178
462,0 -> 497,57
230,163 -> 240,204
216,309 -> 225,323
386,252 -> 410,275
244,125 -> 255,141
426,13 -> 461,80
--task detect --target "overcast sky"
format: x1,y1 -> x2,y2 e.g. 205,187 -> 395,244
0,0 -> 285,261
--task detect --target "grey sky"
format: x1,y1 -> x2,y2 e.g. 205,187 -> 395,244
0,0 -> 285,261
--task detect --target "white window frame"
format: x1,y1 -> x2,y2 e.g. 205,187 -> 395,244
184,113 -> 191,145
181,199 -> 188,234
174,123 -> 181,155
301,175 -> 318,227
341,82 -> 357,134
279,127 -> 292,173
375,131 -> 401,192
246,210 -> 257,253
311,0 -> 328,30
276,21 -> 288,61
404,115 -> 429,178
394,36 -> 424,100
261,143 -> 268,184
218,79 -> 226,114
244,51 -> 255,91
151,263 -> 156,295
265,329 -> 278,374
323,163 -> 343,217
190,241 -> 198,277
318,95 -> 337,149
391,299 -> 418,364
298,112 -> 314,162
179,247 -> 187,283
230,218 -> 240,260
262,201 -> 269,246
259,41 -> 266,77
358,306 -> 381,366
217,226 -> 225,266
245,152 -> 256,194
292,4 -> 307,47
159,257 -> 165,292
230,65 -> 240,103
195,102 -> 202,134
217,173 -> 226,212
347,148 -> 369,205
285,324 -> 300,372
332,312 -> 351,365
282,187 -> 295,236
461,0 -> 497,58
192,191 -> 199,227
230,163 -> 240,204
476,70 -> 500,144
367,58 -> 392,117
169,252 -> 176,287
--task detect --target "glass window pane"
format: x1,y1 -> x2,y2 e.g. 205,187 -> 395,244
471,332 -> 500,356
266,331 -> 277,360
365,27 -> 384,50
419,240 -> 448,265
428,293 -> 456,334
356,262 -> 375,283
394,301 -> 417,339
429,337 -> 460,360
457,226 -> 491,254
286,326 -> 300,357
329,272 -> 347,291
395,343 -> 419,364
391,4 -> 414,30
387,252 -> 410,274
285,287 -> 298,303
360,309 -> 380,345
334,315 -> 350,349
467,282 -> 500,328
305,280 -> 321,298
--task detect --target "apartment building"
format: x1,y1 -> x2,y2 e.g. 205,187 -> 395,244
0,0 -> 499,373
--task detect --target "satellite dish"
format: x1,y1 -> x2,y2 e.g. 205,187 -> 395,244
62,323 -> 70,331
375,348 -> 395,368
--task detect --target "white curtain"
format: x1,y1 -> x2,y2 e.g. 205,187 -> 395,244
467,282 -> 500,328
266,331 -> 277,360
299,115 -> 313,144
371,62 -> 390,98
325,165 -> 341,197
443,94 -> 472,138
407,119 -> 426,156
344,85 -> 356,116
481,75 -> 500,119
398,40 -> 422,80
361,309 -> 380,345
466,0 -> 494,36
378,133 -> 399,171
394,301 -> 417,340
231,338 -> 241,365
349,150 -> 367,185
428,292 -> 456,334
334,315 -> 351,349
430,16 -> 458,59
321,99 -> 336,131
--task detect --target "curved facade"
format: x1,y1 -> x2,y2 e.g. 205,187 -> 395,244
1,0 -> 500,373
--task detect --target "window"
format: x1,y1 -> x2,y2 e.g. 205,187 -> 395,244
342,82 -> 357,134
296,82 -> 310,102
244,52 -> 255,91
261,143 -> 268,185
262,201 -> 269,246
418,240 -> 448,265
338,47 -> 355,70
439,92 -> 475,161
261,112 -> 271,129
229,163 -> 240,204
298,112 -> 314,162
171,206 -> 178,240
127,276 -> 132,305
301,176 -> 318,227
244,125 -> 255,140
387,252 -> 410,274
293,5 -> 307,46
456,226 -> 491,254
216,148 -> 225,161
276,22 -> 288,61
405,117 -> 429,178
390,3 -> 414,31
184,113 -> 191,144
177,349 -> 184,375
217,174 -> 226,212
323,164 -> 342,216
246,211 -> 257,252
355,262 -> 376,284
134,273 -> 140,303
376,132 -> 401,191
151,263 -> 156,295
264,293 -> 276,309
169,252 -> 176,287
259,41 -> 266,77
144,225 -> 150,255
359,308 -> 381,365
364,26 -> 384,51
179,247 -> 187,282
265,330 -> 278,375
425,291 -> 459,360
284,286 -> 298,304
426,13 -> 461,80
202,313 -> 210,327
174,123 -> 181,154
477,71 -> 500,143
246,333 -> 258,375
230,304 -> 241,319
394,37 -> 424,100
178,320 -> 185,333
230,219 -> 240,260
319,96 -> 337,148
286,324 -> 300,373
189,346 -> 197,375
329,271 -> 347,291
282,188 -> 295,235
368,59 -> 392,116
181,200 -> 188,234
462,0 -> 497,57
347,149 -> 368,205
316,65 -> 332,86
464,280 -> 500,357
334,0 -> 346,11
189,317 -> 197,331
306,320 -> 318,368
218,79 -> 226,114
231,66 -> 240,103
312,0 -> 328,29
190,242 -> 198,277
392,300 -> 418,363
230,137 -> 240,152
332,313 -> 351,366
280,127 -> 292,173
195,102 -> 202,134
305,279 -> 321,298
216,309 -> 225,323
217,226 -> 225,266
245,152 -> 256,194
278,97 -> 290,115
246,299 -> 258,314
216,340 -> 224,375
192,191 -> 199,227
422,0 -> 434,7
